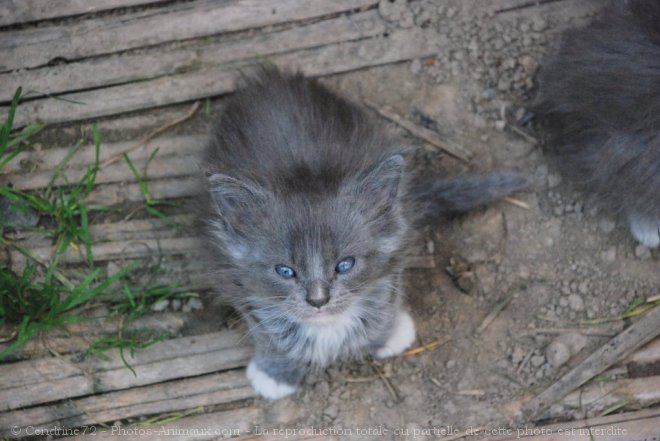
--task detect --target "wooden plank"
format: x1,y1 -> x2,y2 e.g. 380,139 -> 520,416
5,27 -> 442,127
0,330 -> 243,389
0,331 -> 252,411
2,135 -> 205,175
0,370 -> 255,437
10,214 -> 193,248
521,305 -> 660,419
625,336 -> 660,376
625,337 -> 660,365
5,148 -> 199,191
0,10 -> 385,102
0,0 -> 378,72
539,407 -> 660,432
0,311 -> 191,360
70,407 -> 262,441
5,237 -> 201,267
0,0 -> 168,27
503,375 -> 660,420
559,375 -> 660,412
88,176 -> 200,205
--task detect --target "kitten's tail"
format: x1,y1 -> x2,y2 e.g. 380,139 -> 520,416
411,173 -> 528,225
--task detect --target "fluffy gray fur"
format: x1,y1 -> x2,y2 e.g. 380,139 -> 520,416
536,0 -> 660,247
199,67 -> 526,399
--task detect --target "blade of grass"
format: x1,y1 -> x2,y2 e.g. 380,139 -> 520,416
123,152 -> 152,204
0,87 -> 22,157
79,204 -> 93,266
45,140 -> 82,197
1,237 -> 73,289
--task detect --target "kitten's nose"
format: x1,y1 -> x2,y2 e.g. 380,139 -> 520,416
306,283 -> 330,308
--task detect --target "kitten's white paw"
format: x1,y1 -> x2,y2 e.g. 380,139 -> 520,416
246,360 -> 297,400
374,310 -> 416,359
628,216 -> 660,248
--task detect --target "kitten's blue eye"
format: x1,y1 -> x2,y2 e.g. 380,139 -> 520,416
275,264 -> 296,279
335,257 -> 355,274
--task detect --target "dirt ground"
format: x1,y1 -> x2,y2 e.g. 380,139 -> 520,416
259,0 -> 660,435
19,0 -> 659,437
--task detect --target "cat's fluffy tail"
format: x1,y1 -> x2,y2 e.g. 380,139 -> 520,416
411,173 -> 528,224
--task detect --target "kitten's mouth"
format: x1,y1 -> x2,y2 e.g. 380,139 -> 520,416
305,308 -> 338,324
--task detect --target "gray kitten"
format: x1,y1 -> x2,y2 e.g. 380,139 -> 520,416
537,0 -> 660,247
200,68 -> 526,399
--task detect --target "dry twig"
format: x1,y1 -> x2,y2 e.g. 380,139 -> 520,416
369,361 -> 400,402
504,196 -> 530,209
403,337 -> 450,356
363,99 -> 473,163
477,295 -> 513,334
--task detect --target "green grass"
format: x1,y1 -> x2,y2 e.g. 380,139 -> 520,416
123,149 -> 185,233
0,262 -> 136,359
0,88 -> 187,361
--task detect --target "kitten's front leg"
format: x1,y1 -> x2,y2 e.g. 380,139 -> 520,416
628,214 -> 660,248
373,310 -> 417,359
246,353 -> 304,400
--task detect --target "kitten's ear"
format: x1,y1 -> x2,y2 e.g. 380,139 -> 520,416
207,173 -> 267,259
354,154 -> 405,209
207,173 -> 266,220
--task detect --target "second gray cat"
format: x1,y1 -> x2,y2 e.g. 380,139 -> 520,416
199,68 -> 526,399
537,0 -> 660,248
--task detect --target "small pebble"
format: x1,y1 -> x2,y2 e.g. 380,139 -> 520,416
598,219 -> 616,234
171,299 -> 182,311
188,297 -> 204,310
547,173 -> 562,188
600,247 -> 617,262
511,346 -> 525,365
519,55 -> 538,75
578,281 -> 589,295
634,244 -> 652,260
482,87 -> 497,100
530,354 -> 545,367
497,78 -> 511,92
532,17 -> 548,32
151,299 -> 170,312
545,340 -> 570,367
323,404 -> 339,420
567,294 -> 584,311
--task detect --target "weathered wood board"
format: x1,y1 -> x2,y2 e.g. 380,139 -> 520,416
0,370 -> 255,437
0,10 -> 386,102
5,27 -> 441,127
0,331 -> 252,411
0,0 -> 379,71
0,0 -> 169,27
